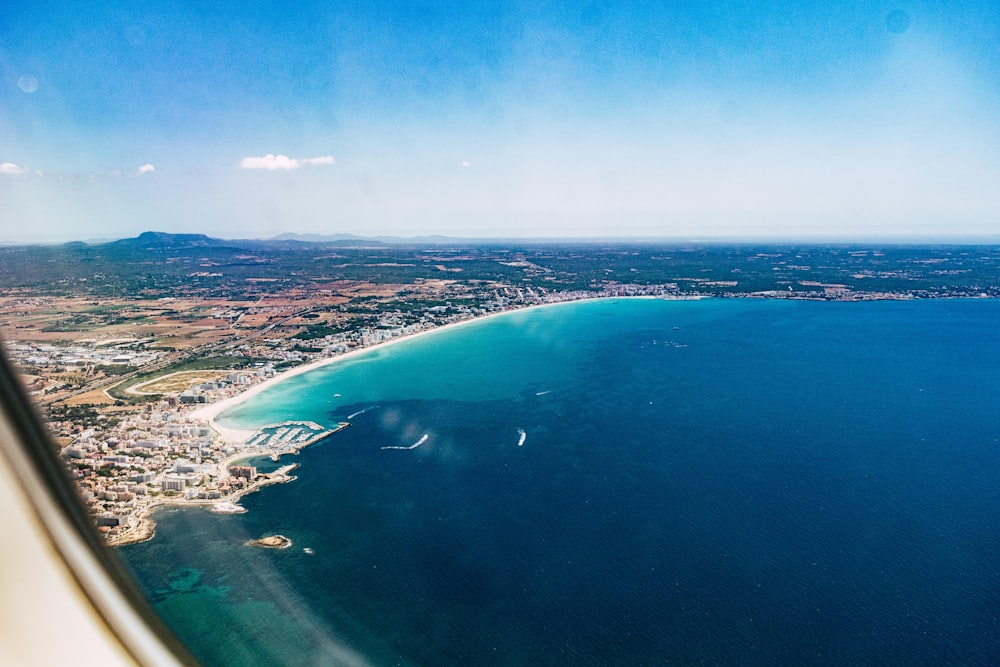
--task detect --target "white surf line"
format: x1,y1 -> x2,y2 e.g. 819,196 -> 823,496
517,428 -> 527,446
381,434 -> 429,450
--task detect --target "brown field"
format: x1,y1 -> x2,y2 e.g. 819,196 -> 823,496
64,388 -> 117,406
351,283 -> 414,298
130,370 -> 232,395
0,296 -> 254,348
1,284 -> 434,386
234,313 -> 277,328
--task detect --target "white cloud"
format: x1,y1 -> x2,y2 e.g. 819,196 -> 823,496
239,154 -> 335,170
0,162 -> 27,175
137,163 -> 155,175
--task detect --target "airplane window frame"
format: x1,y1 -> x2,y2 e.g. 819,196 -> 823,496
0,348 -> 198,667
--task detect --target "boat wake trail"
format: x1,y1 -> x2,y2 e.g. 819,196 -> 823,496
381,434 -> 429,451
347,406 -> 378,420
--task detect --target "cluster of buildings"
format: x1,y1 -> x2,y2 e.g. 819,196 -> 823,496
6,340 -> 162,370
20,285 -> 688,543
45,360 -> 340,543
57,401 -> 250,538
175,368 -> 275,405
6,340 -> 164,397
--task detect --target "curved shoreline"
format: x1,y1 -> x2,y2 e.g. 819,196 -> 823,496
190,299 -> 610,440
118,297 -> 653,548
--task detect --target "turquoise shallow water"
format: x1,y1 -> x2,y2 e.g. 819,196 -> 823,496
120,298 -> 1000,665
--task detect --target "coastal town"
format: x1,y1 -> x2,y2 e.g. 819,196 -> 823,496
2,235 -> 999,544
3,280 -> 690,544
2,297 -> 522,545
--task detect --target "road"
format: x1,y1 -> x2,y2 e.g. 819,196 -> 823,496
38,307 -> 315,406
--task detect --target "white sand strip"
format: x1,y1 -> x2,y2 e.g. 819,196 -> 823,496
190,299 -> 603,443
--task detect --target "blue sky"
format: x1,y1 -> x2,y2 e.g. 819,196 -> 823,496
2,1 -> 999,242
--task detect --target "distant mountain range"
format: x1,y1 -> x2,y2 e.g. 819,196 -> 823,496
105,231 -> 230,249
2,230 -> 597,250
4,230 -> 997,250
98,231 -> 393,250
91,231 -> 604,249
96,231 -> 730,248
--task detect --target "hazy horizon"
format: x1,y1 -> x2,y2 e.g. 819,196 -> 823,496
5,229 -> 1000,248
3,3 -> 999,243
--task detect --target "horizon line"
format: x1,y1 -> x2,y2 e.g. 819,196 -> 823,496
3,231 -> 1000,247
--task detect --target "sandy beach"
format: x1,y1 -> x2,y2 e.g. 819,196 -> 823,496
189,304 -> 571,442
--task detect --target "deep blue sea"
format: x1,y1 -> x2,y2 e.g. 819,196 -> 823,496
119,298 -> 1000,666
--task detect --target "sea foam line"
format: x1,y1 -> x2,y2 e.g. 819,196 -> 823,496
381,434 -> 429,450
517,428 -> 527,446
